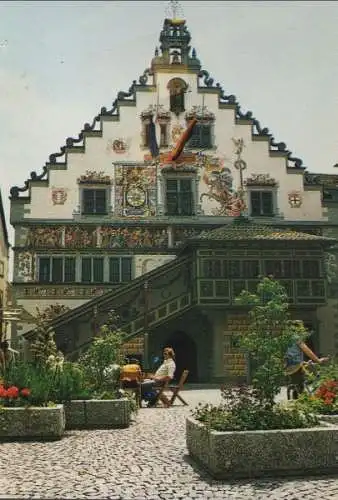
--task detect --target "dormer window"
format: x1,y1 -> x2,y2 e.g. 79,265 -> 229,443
244,174 -> 278,217
77,170 -> 112,216
140,105 -> 170,148
185,106 -> 215,149
167,78 -> 188,116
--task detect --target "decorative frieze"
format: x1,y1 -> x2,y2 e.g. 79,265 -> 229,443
19,225 -> 171,249
77,170 -> 112,185
15,285 -> 114,299
65,226 -> 98,248
99,226 -> 168,249
26,226 -> 63,248
185,105 -> 215,122
17,252 -> 35,282
245,173 -> 277,187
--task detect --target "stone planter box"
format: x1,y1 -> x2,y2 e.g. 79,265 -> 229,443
186,416 -> 338,479
64,398 -> 131,429
0,405 -> 65,441
319,414 -> 338,424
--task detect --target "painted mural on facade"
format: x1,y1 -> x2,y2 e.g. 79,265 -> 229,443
65,226 -> 98,248
114,165 -> 157,217
99,226 -> 168,249
26,226 -> 63,248
21,225 -> 169,249
17,252 -> 34,282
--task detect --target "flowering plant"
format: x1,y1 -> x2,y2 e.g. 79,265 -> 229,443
314,380 -> 338,414
0,384 -> 31,407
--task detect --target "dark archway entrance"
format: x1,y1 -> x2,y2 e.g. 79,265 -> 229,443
163,331 -> 198,383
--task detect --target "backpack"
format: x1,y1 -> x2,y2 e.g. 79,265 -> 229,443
120,363 -> 141,382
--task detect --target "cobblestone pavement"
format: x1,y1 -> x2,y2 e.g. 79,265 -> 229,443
1,389 -> 338,499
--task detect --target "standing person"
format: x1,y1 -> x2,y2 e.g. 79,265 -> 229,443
141,347 -> 176,407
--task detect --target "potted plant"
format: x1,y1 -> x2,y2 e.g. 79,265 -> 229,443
186,277 -> 338,479
296,360 -> 338,423
0,361 -> 65,440
64,312 -> 132,429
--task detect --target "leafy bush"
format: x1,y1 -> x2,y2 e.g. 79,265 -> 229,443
78,312 -> 125,394
192,385 -> 318,431
235,277 -> 309,406
2,361 -> 58,407
192,277 -> 318,431
52,362 -> 91,402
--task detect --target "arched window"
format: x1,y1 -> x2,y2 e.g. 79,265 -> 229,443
167,78 -> 188,116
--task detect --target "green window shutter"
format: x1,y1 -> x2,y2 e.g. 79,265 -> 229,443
250,192 -> 261,216
200,125 -> 211,148
121,258 -> 132,282
93,257 -> 104,282
64,257 -> 76,282
166,179 -> 179,215
81,257 -> 92,282
109,258 -> 120,283
261,192 -> 273,215
94,190 -> 107,214
82,190 -> 95,214
179,179 -> 193,215
188,124 -> 211,148
52,257 -> 63,283
39,257 -> 50,283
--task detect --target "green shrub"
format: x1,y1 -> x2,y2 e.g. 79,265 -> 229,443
78,313 -> 125,393
192,385 -> 319,431
2,361 -> 58,407
193,277 -> 318,431
52,362 -> 91,402
235,277 -> 309,407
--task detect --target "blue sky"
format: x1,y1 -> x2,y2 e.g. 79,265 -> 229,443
1,0 -> 338,243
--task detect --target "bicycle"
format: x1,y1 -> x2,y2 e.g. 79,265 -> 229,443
286,359 -> 327,400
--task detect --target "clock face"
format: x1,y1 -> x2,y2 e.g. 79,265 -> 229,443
126,186 -> 146,208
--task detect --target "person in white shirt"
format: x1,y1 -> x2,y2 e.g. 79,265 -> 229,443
141,347 -> 176,407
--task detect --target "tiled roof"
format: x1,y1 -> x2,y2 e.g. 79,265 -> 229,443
195,223 -> 336,242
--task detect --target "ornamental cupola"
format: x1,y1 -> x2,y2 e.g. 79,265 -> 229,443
151,1 -> 201,73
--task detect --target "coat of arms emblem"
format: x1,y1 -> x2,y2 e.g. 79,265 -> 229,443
52,188 -> 67,205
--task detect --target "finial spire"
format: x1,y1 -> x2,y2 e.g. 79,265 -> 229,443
166,0 -> 184,21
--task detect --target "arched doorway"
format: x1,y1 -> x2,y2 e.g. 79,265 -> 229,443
163,331 -> 198,383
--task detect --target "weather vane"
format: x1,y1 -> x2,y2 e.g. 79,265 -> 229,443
166,0 -> 184,21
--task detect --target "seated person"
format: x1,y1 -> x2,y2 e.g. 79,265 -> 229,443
141,347 -> 176,407
120,358 -> 142,389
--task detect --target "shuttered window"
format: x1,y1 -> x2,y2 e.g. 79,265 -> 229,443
250,191 -> 274,216
38,256 -> 75,283
82,189 -> 107,215
166,178 -> 194,216
187,124 -> 212,149
109,257 -> 132,283
81,257 -> 104,283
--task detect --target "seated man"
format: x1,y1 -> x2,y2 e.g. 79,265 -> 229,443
141,347 -> 176,407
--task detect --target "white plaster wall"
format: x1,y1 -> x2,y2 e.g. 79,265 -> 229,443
22,68 -> 325,222
134,254 -> 176,277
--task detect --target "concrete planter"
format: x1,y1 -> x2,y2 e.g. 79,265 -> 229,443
319,414 -> 338,424
64,398 -> 131,429
0,405 -> 65,441
186,416 -> 338,479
